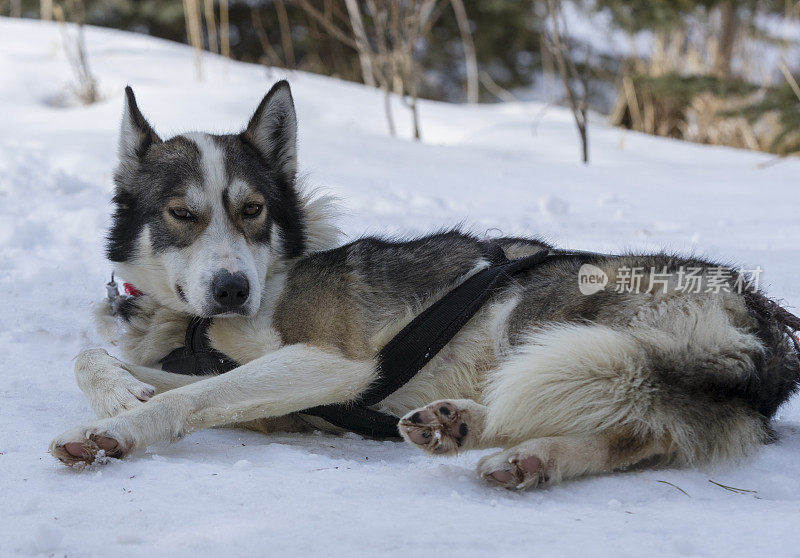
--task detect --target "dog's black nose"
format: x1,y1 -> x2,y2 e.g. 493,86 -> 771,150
211,271 -> 250,312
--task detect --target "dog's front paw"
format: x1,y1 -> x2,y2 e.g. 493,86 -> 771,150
399,400 -> 474,455
75,349 -> 155,418
49,420 -> 135,466
91,377 -> 155,419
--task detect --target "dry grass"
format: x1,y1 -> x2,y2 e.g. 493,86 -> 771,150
53,0 -> 99,105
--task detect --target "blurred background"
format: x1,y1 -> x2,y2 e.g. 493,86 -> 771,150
3,0 -> 799,158
1,6 -> 800,556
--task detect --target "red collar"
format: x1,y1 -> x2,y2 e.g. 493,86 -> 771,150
123,283 -> 144,297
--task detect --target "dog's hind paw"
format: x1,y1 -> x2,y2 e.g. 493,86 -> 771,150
398,399 -> 480,455
478,445 -> 558,490
49,422 -> 133,466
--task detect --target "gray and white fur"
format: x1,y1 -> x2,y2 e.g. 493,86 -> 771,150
50,81 -> 800,490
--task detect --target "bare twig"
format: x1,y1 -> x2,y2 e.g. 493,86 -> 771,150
251,7 -> 284,67
203,0 -> 218,54
368,0 -> 396,135
274,0 -> 295,67
479,70 -> 517,103
53,0 -> 99,105
219,0 -> 230,58
656,480 -> 691,497
545,0 -> 589,163
41,0 -> 53,20
344,0 -> 375,87
778,58 -> 800,102
450,0 -> 478,103
419,0 -> 449,38
294,0 -> 445,141
713,0 -> 737,79
182,0 -> 204,80
294,0 -> 359,50
708,480 -> 757,494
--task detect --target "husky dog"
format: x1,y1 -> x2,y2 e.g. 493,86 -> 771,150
50,81 -> 799,490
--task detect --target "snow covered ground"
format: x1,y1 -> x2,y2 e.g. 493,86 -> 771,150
1,16 -> 800,558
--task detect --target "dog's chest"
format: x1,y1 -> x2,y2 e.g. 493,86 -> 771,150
205,272 -> 289,364
207,312 -> 283,365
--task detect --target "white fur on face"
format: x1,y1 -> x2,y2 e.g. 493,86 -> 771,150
120,133 -> 272,317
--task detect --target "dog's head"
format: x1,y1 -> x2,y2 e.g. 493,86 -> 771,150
108,81 -> 309,317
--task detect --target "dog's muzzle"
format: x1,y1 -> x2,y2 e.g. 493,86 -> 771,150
211,271 -> 250,313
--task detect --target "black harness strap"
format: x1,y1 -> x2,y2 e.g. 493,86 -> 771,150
301,248 -> 550,437
160,249 -> 552,438
371,249 -> 549,404
299,403 -> 403,438
160,318 -> 238,375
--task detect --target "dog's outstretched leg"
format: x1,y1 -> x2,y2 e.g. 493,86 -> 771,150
125,363 -> 207,393
50,344 -> 376,465
398,399 -> 497,454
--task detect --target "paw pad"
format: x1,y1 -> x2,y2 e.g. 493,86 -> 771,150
51,431 -> 127,466
399,401 -> 471,455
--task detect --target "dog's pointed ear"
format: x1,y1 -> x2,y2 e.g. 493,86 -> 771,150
244,80 -> 297,182
118,86 -> 161,164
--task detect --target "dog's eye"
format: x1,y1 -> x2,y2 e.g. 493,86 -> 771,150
242,203 -> 263,218
169,208 -> 193,220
